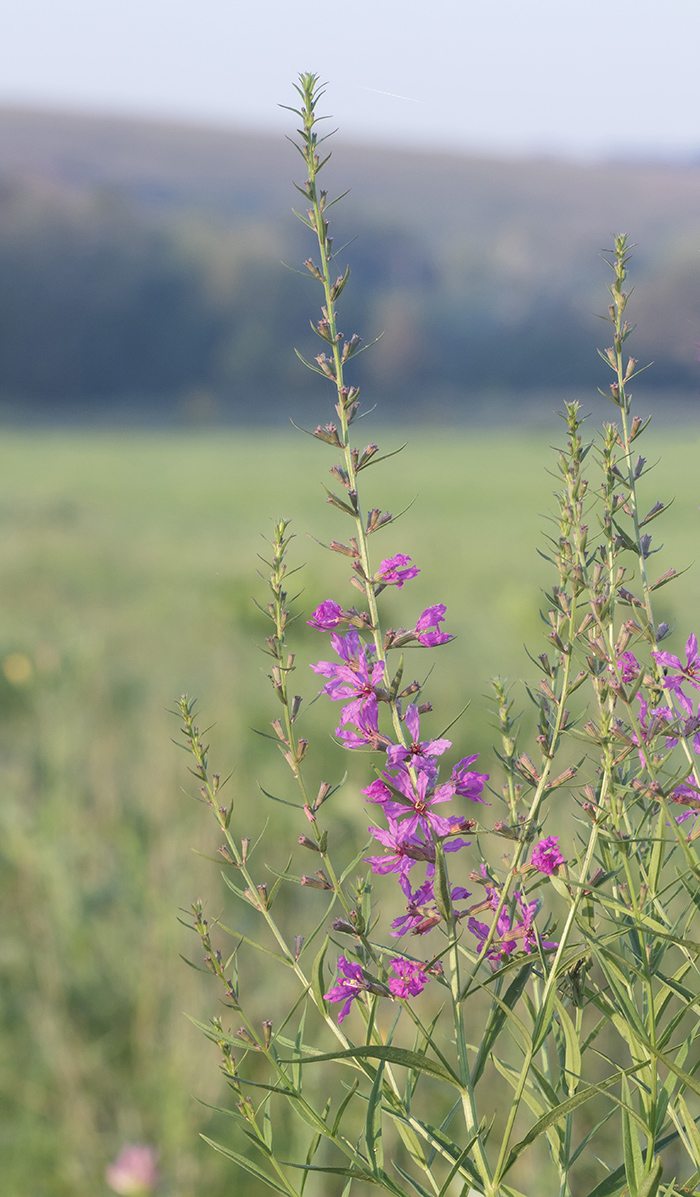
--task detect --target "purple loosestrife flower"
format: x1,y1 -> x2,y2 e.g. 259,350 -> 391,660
674,689 -> 700,753
365,819 -> 470,883
311,628 -> 386,727
334,707 -> 391,751
388,958 -> 430,998
376,554 -> 420,588
385,703 -> 452,769
469,892 -> 557,967
106,1145 -> 159,1196
531,836 -> 564,875
391,877 -> 471,937
324,955 -> 367,1023
373,765 -> 471,839
653,633 -> 700,692
307,599 -> 345,630
632,698 -> 677,763
414,605 -> 452,647
616,651 -> 641,683
441,756 -> 490,805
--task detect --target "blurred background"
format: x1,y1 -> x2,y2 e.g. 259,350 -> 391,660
1,2 -> 699,1194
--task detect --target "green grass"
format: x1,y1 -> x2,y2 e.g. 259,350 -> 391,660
0,423 -> 698,1196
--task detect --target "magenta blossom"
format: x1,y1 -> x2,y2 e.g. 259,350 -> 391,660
632,698 -> 677,763
442,756 -> 490,804
391,877 -> 471,937
307,599 -> 345,631
469,892 -> 557,967
334,706 -> 391,751
674,689 -> 700,754
653,633 -> 700,693
413,604 -> 452,647
385,704 -> 452,769
531,836 -> 564,876
388,958 -> 430,998
106,1145 -> 159,1196
616,651 -> 641,683
311,628 -> 386,727
365,818 -> 470,883
376,554 -> 420,588
324,955 -> 367,1023
371,765 -> 470,839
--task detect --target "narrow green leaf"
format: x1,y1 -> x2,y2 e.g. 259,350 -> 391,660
637,1157 -> 664,1197
392,1159 -> 432,1197
554,996 -> 582,1095
501,1061 -> 647,1177
365,1060 -> 385,1174
332,1079 -> 360,1136
531,980 -> 557,1055
433,841 -> 452,923
472,963 -> 533,1085
621,1074 -> 643,1197
311,936 -> 329,1015
200,1136 -> 290,1195
678,1094 -> 700,1167
281,1044 -> 463,1088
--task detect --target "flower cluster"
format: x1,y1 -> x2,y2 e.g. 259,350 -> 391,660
309,561 -> 562,1013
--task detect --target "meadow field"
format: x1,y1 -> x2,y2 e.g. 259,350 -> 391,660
1,420 -> 698,1196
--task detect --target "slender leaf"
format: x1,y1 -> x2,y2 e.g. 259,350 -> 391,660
621,1074 -> 643,1197
200,1136 -> 291,1195
281,1044 -> 463,1088
366,1060 -> 385,1174
472,963 -> 532,1085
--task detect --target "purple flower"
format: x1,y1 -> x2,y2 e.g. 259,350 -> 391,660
307,600 -> 345,631
653,634 -> 700,692
365,820 -> 435,885
469,892 -> 557,967
334,707 -> 391,751
374,765 -> 468,839
376,554 -> 420,588
391,878 -> 471,937
106,1145 -> 159,1196
616,651 -> 641,683
388,958 -> 430,998
632,698 -> 677,763
385,704 -> 452,769
674,689 -> 700,753
324,955 -> 367,1023
444,756 -> 490,804
531,836 -> 564,876
311,628 -> 386,727
414,605 -> 452,647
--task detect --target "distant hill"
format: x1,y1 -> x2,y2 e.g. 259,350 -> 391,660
0,106 -> 698,421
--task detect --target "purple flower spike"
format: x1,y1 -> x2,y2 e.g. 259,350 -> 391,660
388,958 -> 430,998
377,554 -> 420,588
414,605 -> 452,647
448,756 -> 490,803
531,836 -> 564,876
653,633 -> 700,692
324,955 -> 367,1023
307,599 -> 345,631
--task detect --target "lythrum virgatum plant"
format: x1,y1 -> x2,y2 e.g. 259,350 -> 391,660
175,75 -> 700,1197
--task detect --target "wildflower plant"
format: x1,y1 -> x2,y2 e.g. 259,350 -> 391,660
176,74 -> 700,1197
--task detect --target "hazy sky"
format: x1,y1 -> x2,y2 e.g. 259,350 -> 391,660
3,0 -> 700,158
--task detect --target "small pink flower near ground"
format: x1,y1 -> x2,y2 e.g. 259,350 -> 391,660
106,1145 -> 159,1195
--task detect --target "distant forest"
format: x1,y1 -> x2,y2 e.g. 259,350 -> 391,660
0,108 -> 699,422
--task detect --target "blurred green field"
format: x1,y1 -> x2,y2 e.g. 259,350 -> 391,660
0,421 -> 698,1196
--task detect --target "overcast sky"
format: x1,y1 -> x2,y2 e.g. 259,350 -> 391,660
2,0 -> 700,158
